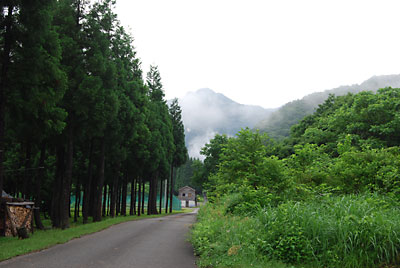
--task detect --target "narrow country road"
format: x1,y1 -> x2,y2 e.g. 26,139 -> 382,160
0,209 -> 198,268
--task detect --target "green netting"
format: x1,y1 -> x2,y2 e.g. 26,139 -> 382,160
71,193 -> 182,210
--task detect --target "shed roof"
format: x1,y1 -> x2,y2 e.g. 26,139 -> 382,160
179,186 -> 195,192
6,202 -> 35,206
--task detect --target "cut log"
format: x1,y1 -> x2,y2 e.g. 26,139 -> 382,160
5,205 -> 16,237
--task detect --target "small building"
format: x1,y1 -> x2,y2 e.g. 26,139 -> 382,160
178,186 -> 196,208
0,191 -> 34,237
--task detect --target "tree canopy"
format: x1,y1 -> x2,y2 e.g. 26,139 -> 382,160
0,0 -> 188,229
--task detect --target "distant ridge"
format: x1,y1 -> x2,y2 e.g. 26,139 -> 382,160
255,74 -> 400,139
178,88 -> 275,158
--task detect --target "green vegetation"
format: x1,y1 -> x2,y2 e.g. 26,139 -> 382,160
192,194 -> 400,268
255,75 -> 400,140
0,210 -> 188,261
0,0 -> 187,232
191,88 -> 400,267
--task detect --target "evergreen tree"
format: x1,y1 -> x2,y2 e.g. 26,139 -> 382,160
146,65 -> 174,214
168,98 -> 187,212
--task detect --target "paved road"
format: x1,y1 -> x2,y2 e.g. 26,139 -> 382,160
0,210 -> 198,268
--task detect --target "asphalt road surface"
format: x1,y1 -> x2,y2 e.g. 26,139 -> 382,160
0,209 -> 198,268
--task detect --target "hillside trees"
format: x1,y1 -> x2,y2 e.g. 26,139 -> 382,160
287,88 -> 400,156
192,89 -> 400,267
202,88 -> 400,203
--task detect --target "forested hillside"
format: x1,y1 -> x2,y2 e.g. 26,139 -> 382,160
178,88 -> 275,158
256,74 -> 400,139
0,0 -> 187,230
191,87 -> 400,267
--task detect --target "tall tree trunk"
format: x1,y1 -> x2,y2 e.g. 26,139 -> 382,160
165,176 -> 169,213
89,168 -> 97,217
141,179 -> 145,214
22,140 -> 32,200
110,161 -> 120,218
61,126 -> 74,229
147,178 -> 150,215
169,164 -> 174,213
137,177 -> 141,216
159,179 -> 163,214
107,185 -> 111,216
51,145 -> 65,228
69,194 -> 71,218
0,4 -> 14,197
148,174 -> 158,215
93,137 -> 105,222
82,138 -> 93,224
34,142 -> 46,230
121,173 -> 128,216
102,184 -> 107,217
77,182 -> 81,218
74,176 -> 81,222
153,176 -> 158,214
77,182 -> 81,217
116,179 -> 121,216
130,177 -> 136,215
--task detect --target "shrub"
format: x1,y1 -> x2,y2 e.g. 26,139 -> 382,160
257,193 -> 400,267
191,193 -> 400,268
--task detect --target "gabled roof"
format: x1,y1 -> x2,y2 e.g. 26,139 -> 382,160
178,186 -> 195,192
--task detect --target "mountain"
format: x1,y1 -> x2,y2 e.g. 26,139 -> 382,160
178,88 -> 275,158
255,74 -> 400,139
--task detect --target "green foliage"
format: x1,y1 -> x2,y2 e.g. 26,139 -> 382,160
174,158 -> 202,192
2,0 -> 188,227
257,194 -> 400,267
169,98 -> 188,168
206,129 -> 288,202
192,88 -> 400,267
191,202 -> 291,268
192,194 -> 400,268
200,133 -> 229,183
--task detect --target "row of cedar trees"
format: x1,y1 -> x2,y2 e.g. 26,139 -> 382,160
0,0 -> 188,229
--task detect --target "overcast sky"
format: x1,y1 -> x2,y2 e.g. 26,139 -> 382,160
114,0 -> 400,108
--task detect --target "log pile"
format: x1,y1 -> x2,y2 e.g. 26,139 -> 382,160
0,201 -> 34,237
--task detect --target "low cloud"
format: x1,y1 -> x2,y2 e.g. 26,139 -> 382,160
177,88 -> 274,159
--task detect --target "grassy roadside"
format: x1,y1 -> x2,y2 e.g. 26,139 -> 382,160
0,208 -> 193,261
190,195 -> 400,268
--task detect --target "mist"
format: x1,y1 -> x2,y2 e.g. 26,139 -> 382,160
177,88 -> 274,159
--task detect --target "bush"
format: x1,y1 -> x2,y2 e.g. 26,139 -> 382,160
190,202 -> 290,268
257,193 -> 400,267
191,193 -> 400,268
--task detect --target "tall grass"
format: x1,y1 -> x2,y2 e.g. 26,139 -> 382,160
191,193 -> 400,268
190,203 -> 296,268
257,193 -> 400,267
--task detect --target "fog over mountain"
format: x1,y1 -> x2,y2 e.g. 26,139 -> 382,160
176,75 -> 400,158
256,74 -> 400,139
178,88 -> 275,158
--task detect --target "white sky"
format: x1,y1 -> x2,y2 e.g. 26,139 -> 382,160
115,0 -> 400,108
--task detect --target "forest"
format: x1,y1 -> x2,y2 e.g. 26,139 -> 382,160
0,0 -> 187,230
191,88 -> 400,267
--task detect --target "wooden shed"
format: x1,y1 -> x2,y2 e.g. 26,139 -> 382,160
178,186 -> 196,207
0,191 -> 34,237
